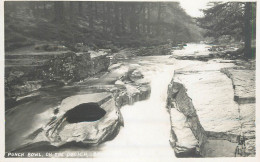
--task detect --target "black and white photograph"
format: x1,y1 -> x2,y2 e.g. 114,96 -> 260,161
1,0 -> 259,161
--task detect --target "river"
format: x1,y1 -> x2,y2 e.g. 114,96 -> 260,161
6,43 -> 217,159
93,44 -> 212,160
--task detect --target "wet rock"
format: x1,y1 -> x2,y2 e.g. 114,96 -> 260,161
208,45 -> 227,52
239,103 -> 255,156
172,55 -> 212,61
221,68 -> 255,104
108,63 -> 122,71
239,104 -> 255,138
234,60 -> 255,70
115,91 -> 129,108
81,64 -> 151,108
18,93 -> 123,149
110,49 -> 136,63
115,84 -> 151,107
34,44 -> 68,51
136,44 -> 171,56
174,61 -> 255,157
88,51 -> 110,75
7,80 -> 42,98
115,80 -> 124,85
5,50 -> 110,101
245,139 -> 255,156
174,70 -> 241,135
7,71 -> 24,82
167,81 -> 207,157
129,70 -> 144,82
206,131 -> 238,143
203,140 -> 237,157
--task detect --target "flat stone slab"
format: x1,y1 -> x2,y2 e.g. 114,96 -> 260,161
221,69 -> 255,104
175,71 -> 240,134
174,61 -> 255,157
203,140 -> 237,157
239,103 -> 255,156
239,103 -> 255,138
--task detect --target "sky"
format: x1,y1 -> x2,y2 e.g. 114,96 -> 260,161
179,0 -> 209,17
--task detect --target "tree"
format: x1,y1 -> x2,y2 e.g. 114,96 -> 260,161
89,2 -> 94,30
54,1 -> 65,22
78,2 -> 83,16
147,3 -> 151,34
5,1 -> 203,49
114,3 -> 120,34
244,2 -> 252,59
156,3 -> 162,35
197,2 -> 256,59
69,2 -> 74,21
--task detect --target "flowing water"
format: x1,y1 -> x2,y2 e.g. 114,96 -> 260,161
7,43 -> 228,159
94,44 -> 214,160
95,64 -> 176,161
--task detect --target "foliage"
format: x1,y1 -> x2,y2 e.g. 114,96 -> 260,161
197,2 -> 256,42
197,2 -> 256,59
5,1 -> 204,50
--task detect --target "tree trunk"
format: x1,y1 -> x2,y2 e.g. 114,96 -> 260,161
156,3 -> 162,35
78,2 -> 82,16
244,2 -> 252,59
147,3 -> 151,34
94,2 -> 98,20
43,2 -> 47,15
89,2 -> 94,30
107,3 -> 112,32
102,2 -> 107,32
120,4 -> 125,33
69,2 -> 74,21
114,3 -> 120,34
142,4 -> 146,33
129,3 -> 137,34
54,1 -> 65,23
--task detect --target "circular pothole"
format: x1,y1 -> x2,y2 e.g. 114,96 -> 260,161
64,103 -> 106,123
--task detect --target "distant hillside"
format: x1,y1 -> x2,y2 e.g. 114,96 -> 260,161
5,1 -> 204,51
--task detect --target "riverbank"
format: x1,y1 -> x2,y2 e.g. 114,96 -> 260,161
168,44 -> 255,157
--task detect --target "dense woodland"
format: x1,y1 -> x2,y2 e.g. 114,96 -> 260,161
197,2 -> 256,59
5,1 -> 203,51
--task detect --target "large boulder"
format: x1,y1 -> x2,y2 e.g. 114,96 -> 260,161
129,69 -> 144,82
167,81 -> 207,157
115,84 -> 151,107
18,93 -> 123,150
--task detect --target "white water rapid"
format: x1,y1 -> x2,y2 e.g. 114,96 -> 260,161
95,65 -> 176,161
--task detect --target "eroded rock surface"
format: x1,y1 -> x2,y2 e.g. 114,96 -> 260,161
167,81 -> 207,157
5,50 -> 110,102
175,70 -> 241,134
14,93 -> 123,152
220,68 -> 256,156
171,55 -> 255,157
221,68 -> 255,104
6,62 -> 151,155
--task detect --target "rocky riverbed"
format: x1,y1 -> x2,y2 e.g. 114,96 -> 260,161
5,54 -> 152,155
5,43 -> 256,158
168,44 -> 255,157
